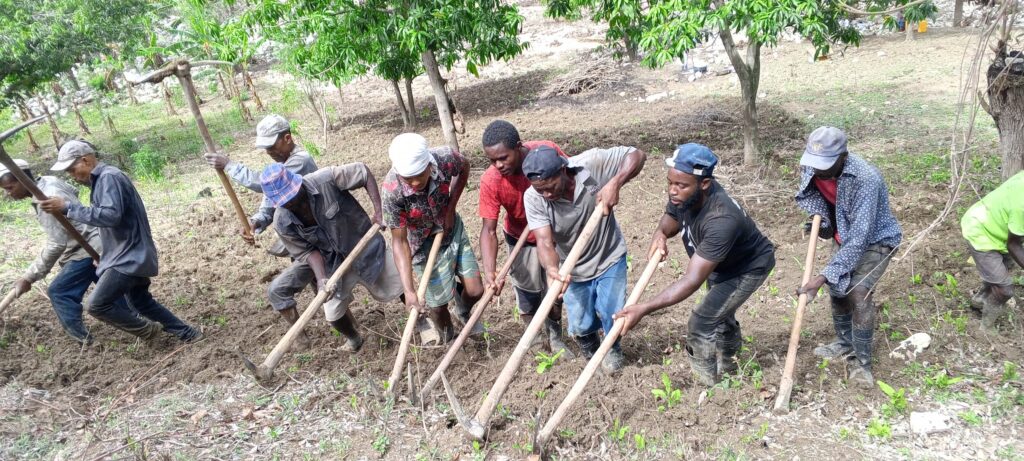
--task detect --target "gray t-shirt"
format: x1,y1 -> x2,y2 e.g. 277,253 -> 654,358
524,146 -> 633,281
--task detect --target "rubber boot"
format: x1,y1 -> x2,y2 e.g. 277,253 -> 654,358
602,342 -> 625,374
687,343 -> 719,386
718,336 -> 742,377
815,313 -> 854,359
969,288 -> 989,312
279,307 -> 311,350
329,311 -> 363,353
576,332 -> 601,359
545,318 -> 574,359
848,328 -> 875,388
981,298 -> 1008,331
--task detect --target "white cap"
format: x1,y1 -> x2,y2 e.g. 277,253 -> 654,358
255,114 -> 291,148
388,133 -> 431,177
51,140 -> 96,171
0,159 -> 30,178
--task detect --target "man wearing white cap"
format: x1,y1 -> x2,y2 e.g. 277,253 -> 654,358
381,133 -> 484,344
204,114 -> 318,244
794,126 -> 901,388
40,140 -> 201,343
0,158 -> 128,344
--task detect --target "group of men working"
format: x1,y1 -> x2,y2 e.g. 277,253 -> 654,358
3,113 -> 1020,389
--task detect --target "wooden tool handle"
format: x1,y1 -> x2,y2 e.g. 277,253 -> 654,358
773,214 -> 822,413
387,232 -> 445,395
256,224 -> 381,377
537,248 -> 663,446
420,226 -> 531,398
471,205 -> 607,434
0,289 -> 20,316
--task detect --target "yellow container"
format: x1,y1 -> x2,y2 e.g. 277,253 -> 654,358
918,20 -> 928,33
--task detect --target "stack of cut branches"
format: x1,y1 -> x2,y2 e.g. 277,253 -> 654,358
542,57 -> 622,98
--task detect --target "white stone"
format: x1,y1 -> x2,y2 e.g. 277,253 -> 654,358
645,92 -> 668,103
910,411 -> 951,435
890,332 -> 932,361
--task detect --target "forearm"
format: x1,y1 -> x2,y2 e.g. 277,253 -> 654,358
24,241 -> 65,283
448,160 -> 470,211
638,274 -> 703,314
391,236 -> 418,297
66,203 -> 121,228
364,171 -> 383,217
480,221 -> 499,277
537,241 -> 561,274
225,161 -> 263,193
609,149 -> 647,189
307,250 -> 329,285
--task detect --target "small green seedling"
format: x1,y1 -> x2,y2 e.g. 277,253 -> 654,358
866,418 -> 891,439
608,419 -> 630,443
535,349 -> 564,374
1003,361 -> 1020,382
878,380 -> 908,417
651,372 -> 682,411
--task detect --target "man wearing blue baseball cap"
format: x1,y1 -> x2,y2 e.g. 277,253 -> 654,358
614,143 -> 775,386
523,143 -> 647,373
793,126 -> 901,388
259,162 -> 403,352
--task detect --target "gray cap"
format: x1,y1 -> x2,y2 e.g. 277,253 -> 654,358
522,145 -> 568,181
255,114 -> 291,148
51,140 -> 97,171
0,159 -> 30,178
800,126 -> 847,170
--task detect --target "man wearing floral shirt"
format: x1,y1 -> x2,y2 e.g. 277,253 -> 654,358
795,126 -> 902,388
381,133 -> 484,344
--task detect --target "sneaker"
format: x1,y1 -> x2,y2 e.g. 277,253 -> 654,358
602,347 -> 625,374
813,341 -> 853,359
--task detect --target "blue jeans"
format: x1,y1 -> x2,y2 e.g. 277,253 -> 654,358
89,269 -> 198,341
563,256 -> 627,338
47,258 -> 99,342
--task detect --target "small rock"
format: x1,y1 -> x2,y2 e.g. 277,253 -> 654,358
911,411 -> 951,435
618,91 -> 626,97
645,92 -> 668,103
890,332 -> 932,361
877,51 -> 887,57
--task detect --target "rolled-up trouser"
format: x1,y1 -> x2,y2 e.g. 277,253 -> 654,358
686,266 -> 772,366
269,254 -> 404,321
968,244 -> 1015,289
88,269 -> 198,341
412,217 -> 481,309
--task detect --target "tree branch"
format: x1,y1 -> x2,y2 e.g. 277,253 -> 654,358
840,0 -> 929,17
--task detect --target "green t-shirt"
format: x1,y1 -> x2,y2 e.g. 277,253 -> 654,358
961,171 -> 1024,253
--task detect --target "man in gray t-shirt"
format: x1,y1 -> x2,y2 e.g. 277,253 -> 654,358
523,145 -> 646,373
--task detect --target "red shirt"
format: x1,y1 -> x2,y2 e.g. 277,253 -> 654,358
478,140 -> 567,244
812,177 -> 841,243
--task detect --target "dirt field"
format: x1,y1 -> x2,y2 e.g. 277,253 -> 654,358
1,5 -> 1022,460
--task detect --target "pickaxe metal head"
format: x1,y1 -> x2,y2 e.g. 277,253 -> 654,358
440,372 -> 486,441
237,348 -> 274,381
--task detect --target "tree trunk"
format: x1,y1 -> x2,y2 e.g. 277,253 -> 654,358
124,74 -> 139,105
161,80 -> 178,116
242,66 -> 265,112
906,24 -> 914,41
405,77 -> 417,130
225,71 -> 253,122
421,49 -> 460,150
953,0 -> 964,27
624,36 -> 640,62
36,95 -> 63,148
67,70 -> 82,91
95,99 -> 118,136
72,100 -> 91,135
985,44 -> 1024,179
301,80 -> 327,131
16,99 -> 40,152
719,29 -> 761,165
390,79 -> 414,131
217,72 -> 231,100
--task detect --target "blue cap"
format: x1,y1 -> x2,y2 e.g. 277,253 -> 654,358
800,126 -> 847,170
522,145 -> 569,181
666,143 -> 717,177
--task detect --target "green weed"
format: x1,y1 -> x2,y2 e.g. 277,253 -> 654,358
866,418 -> 892,439
651,372 -> 682,411
877,380 -> 908,417
535,349 -> 564,374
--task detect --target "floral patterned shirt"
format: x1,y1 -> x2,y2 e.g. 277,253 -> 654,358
381,146 -> 465,263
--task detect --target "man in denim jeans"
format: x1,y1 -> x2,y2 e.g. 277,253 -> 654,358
40,140 -> 201,343
794,127 -> 902,388
524,145 -> 647,373
615,144 -> 775,386
1,159 -> 129,345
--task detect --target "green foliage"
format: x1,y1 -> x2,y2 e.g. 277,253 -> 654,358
923,370 -> 963,392
866,418 -> 892,439
608,419 -> 630,443
534,349 -> 564,374
877,380 -> 908,418
1003,361 -> 1020,382
651,372 -> 682,411
130,144 -> 167,181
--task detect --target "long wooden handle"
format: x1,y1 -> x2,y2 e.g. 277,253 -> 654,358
256,224 -> 381,377
537,248 -> 663,446
0,147 -> 100,262
470,204 -> 608,437
773,214 -> 822,413
387,232 -> 445,395
0,289 -> 20,316
420,226 -> 531,398
174,62 -> 253,242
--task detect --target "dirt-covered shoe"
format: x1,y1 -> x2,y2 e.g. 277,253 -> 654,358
340,333 -> 364,353
969,291 -> 988,312
137,322 -> 163,341
180,326 -> 203,343
981,300 -> 1007,331
847,360 -> 874,389
454,310 -> 485,338
602,347 -> 625,374
548,334 -> 575,360
577,333 -> 601,359
813,341 -> 853,359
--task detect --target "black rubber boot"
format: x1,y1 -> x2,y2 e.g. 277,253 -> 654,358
687,343 -> 719,386
849,328 -> 875,388
718,337 -> 742,377
329,311 -> 363,353
576,332 -> 601,359
814,313 -> 854,358
545,318 -> 574,359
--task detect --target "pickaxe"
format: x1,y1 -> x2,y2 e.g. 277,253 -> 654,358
128,59 -> 254,242
534,248 -> 663,451
773,214 -> 822,413
387,232 -> 445,396
0,115 -> 101,313
240,224 -> 382,381
419,226 -> 530,400
458,206 -> 607,441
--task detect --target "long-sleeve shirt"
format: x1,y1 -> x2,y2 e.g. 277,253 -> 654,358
224,146 -> 318,229
65,162 -> 159,278
275,165 -> 386,284
795,153 -> 902,295
23,176 -> 102,283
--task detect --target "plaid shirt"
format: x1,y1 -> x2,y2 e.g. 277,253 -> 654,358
381,146 -> 465,264
795,153 -> 902,295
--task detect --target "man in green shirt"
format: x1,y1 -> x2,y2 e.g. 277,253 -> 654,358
961,171 -> 1024,330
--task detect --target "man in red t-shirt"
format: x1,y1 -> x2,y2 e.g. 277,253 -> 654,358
479,120 -> 572,357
